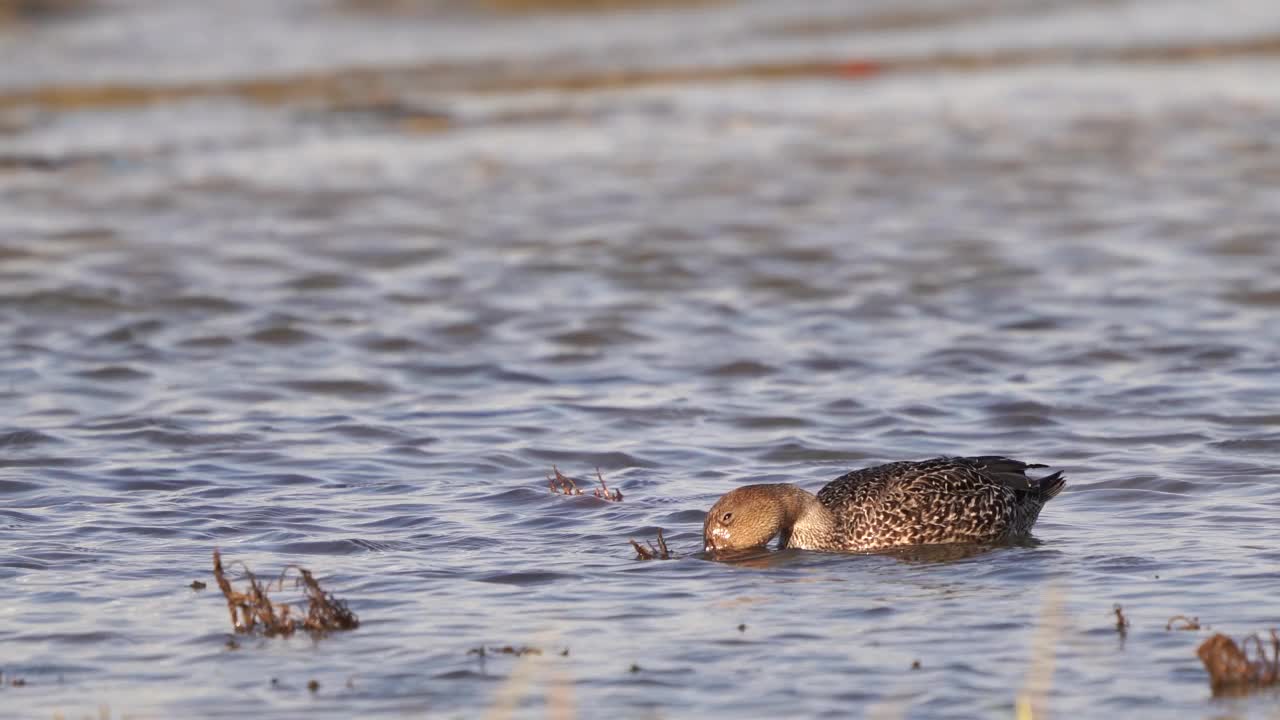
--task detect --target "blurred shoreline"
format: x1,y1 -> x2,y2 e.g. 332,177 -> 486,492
3,32 -> 1280,113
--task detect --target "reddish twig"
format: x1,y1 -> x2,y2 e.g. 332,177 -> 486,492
1113,604 -> 1130,636
212,550 -> 358,637
547,466 -> 582,496
629,528 -> 672,560
592,467 -> 622,502
1197,629 -> 1280,695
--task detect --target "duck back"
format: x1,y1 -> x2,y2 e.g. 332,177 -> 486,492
813,456 -> 1064,551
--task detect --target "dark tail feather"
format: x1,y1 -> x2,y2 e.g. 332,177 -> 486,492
1038,471 -> 1066,501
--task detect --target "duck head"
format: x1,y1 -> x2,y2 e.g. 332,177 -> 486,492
703,483 -> 835,553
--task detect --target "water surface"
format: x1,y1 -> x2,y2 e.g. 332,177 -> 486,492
3,1 -> 1280,718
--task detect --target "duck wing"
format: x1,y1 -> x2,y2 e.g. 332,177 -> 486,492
818,456 -> 1061,502
962,455 -> 1064,499
814,456 -> 1064,549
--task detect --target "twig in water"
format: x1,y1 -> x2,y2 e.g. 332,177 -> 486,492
549,466 -> 623,501
1167,615 -> 1202,631
1197,630 -> 1280,695
212,549 -> 358,637
592,468 -> 622,502
629,528 -> 672,560
496,645 -> 542,657
469,645 -> 543,657
548,466 -> 582,496
1113,604 -> 1130,636
287,563 -> 360,634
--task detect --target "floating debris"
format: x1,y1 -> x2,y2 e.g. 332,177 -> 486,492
591,468 -> 622,502
548,466 -> 622,501
1167,615 -> 1202,631
629,663 -> 641,673
629,528 -> 672,560
307,679 -> 320,693
911,660 -> 922,670
1197,630 -> 1280,695
548,466 -> 582,496
737,623 -> 746,632
1113,604 -> 1130,636
189,580 -> 207,591
497,645 -> 541,657
211,549 -> 359,637
469,645 -> 543,657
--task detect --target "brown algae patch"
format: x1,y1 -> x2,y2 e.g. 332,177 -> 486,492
212,550 -> 358,637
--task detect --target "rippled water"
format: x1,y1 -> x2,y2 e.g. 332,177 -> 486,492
4,1 -> 1280,718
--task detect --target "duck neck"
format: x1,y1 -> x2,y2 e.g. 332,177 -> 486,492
773,485 -> 839,551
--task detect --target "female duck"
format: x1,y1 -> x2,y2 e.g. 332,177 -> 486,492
703,456 -> 1065,553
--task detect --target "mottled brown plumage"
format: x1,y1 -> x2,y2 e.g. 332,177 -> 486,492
703,456 -> 1065,553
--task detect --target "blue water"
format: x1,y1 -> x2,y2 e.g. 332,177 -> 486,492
3,1 -> 1280,718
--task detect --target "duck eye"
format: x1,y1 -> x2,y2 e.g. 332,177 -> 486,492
721,511 -> 733,525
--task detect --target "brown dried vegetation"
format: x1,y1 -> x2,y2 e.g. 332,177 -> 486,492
548,466 -> 582,496
629,528 -> 672,560
1166,615 -> 1202,631
1112,604 -> 1129,636
591,469 -> 622,501
469,645 -> 544,657
548,466 -> 622,501
212,549 -> 359,637
1197,630 -> 1280,695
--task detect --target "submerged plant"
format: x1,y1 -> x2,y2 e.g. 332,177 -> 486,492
548,466 -> 622,501
469,645 -> 543,657
1113,604 -> 1130,636
212,549 -> 359,637
548,466 -> 583,496
590,468 -> 622,502
629,529 -> 672,560
1197,630 -> 1280,695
